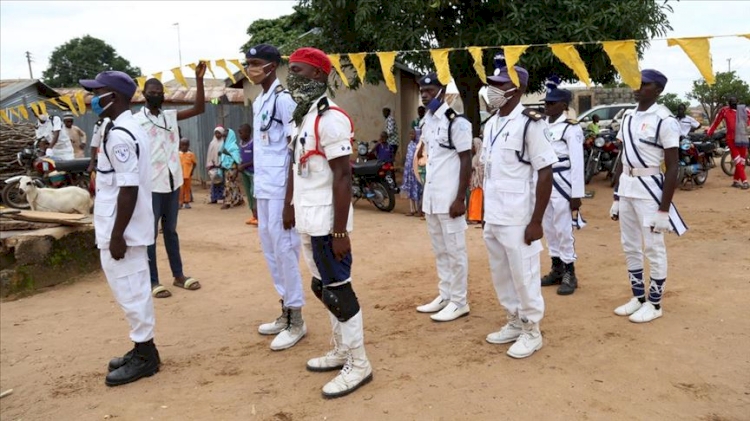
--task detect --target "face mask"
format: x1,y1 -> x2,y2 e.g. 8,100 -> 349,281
426,89 -> 444,113
145,93 -> 164,108
286,73 -> 328,105
91,92 -> 114,116
247,63 -> 273,84
487,85 -> 516,109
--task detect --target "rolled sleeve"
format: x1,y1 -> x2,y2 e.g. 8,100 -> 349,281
320,111 -> 354,160
527,121 -> 558,170
450,118 -> 473,153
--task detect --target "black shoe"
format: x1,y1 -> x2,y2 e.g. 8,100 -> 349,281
108,345 -> 161,372
541,257 -> 564,286
557,263 -> 578,295
105,340 -> 161,387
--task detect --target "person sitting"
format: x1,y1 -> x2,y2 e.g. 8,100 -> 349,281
373,131 -> 394,163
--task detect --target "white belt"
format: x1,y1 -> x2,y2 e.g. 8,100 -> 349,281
623,165 -> 661,177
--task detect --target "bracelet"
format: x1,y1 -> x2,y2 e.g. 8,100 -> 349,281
332,232 -> 348,239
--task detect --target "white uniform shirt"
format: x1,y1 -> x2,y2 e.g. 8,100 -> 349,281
547,113 -> 585,199
677,115 -> 700,137
90,118 -> 110,149
253,79 -> 297,200
290,96 -> 354,236
421,103 -> 473,215
37,116 -> 74,160
482,103 -> 558,226
94,110 -> 154,250
134,107 -> 182,193
616,103 -> 680,199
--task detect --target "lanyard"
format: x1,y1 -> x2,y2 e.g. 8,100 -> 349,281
488,119 -> 511,152
143,108 -> 170,131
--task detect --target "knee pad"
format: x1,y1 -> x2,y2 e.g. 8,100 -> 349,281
322,282 -> 360,322
311,277 -> 323,302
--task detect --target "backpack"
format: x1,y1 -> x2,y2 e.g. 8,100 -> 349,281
97,122 -> 140,174
297,97 -> 354,165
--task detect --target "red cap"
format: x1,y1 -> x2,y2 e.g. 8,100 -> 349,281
289,47 -> 332,75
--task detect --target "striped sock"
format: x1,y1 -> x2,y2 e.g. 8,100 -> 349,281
628,269 -> 645,300
648,278 -> 666,307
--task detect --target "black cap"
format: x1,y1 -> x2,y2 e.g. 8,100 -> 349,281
418,72 -> 444,87
245,44 -> 282,63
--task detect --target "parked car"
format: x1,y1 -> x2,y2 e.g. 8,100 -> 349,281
578,103 -> 637,132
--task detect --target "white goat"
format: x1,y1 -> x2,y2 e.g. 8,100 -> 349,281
17,176 -> 93,215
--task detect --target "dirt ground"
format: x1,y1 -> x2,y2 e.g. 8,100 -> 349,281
1,171 -> 749,421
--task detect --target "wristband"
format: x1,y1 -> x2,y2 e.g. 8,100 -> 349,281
332,232 -> 348,239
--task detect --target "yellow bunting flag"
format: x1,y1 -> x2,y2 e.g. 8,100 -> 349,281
468,47 -> 487,84
229,59 -> 250,81
348,53 -> 367,84
17,105 -> 29,120
48,97 -> 65,110
153,72 -> 163,82
30,102 -> 41,117
171,67 -> 189,87
215,59 -> 236,84
75,91 -> 87,114
9,108 -> 20,119
38,101 -> 47,116
430,48 -> 453,85
667,37 -> 714,85
200,60 -> 217,79
376,52 -> 397,93
503,45 -> 530,87
0,111 -> 13,125
742,34 -> 750,41
135,76 -> 147,92
58,95 -> 78,116
550,43 -> 591,86
601,40 -> 641,89
328,54 -> 350,88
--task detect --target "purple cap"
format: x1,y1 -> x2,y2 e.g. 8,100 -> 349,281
79,71 -> 137,99
488,65 -> 529,86
641,69 -> 668,88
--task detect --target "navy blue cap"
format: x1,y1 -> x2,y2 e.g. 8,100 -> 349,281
246,44 -> 282,63
418,72 -> 444,87
545,88 -> 572,103
79,71 -> 137,99
641,69 -> 668,88
488,66 -> 529,86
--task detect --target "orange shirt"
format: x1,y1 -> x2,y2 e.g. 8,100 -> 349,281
180,151 -> 197,179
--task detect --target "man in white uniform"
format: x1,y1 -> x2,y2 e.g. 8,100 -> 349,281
540,81 -> 585,296
79,71 -> 159,386
481,59 -> 557,359
676,103 -> 700,138
283,47 -> 372,399
610,69 -> 688,323
415,72 -> 473,323
34,112 -> 75,160
246,44 -> 306,351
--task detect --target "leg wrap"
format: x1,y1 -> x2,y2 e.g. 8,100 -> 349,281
322,282 -> 360,322
311,277 -> 323,302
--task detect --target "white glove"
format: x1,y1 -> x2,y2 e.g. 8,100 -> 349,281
609,201 -> 619,220
651,211 -> 672,233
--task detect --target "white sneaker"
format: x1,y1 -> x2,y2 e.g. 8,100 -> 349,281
416,296 -> 448,313
321,346 -> 373,399
486,322 -> 522,344
614,297 -> 643,316
430,302 -> 470,322
270,308 -> 306,351
506,322 -> 543,359
628,302 -> 662,323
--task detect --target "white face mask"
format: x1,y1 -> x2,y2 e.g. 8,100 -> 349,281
487,85 -> 516,110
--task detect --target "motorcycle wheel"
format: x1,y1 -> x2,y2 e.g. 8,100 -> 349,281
693,170 -> 708,185
584,154 -> 598,184
1,180 -> 31,209
721,149 -> 734,176
369,181 -> 395,212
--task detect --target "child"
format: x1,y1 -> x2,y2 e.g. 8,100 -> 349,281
179,138 -> 197,209
373,131 -> 394,163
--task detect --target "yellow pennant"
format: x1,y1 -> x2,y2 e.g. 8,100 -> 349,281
0,111 -> 13,125
153,72 -> 163,82
58,95 -> 79,116
201,60 -> 217,79
215,59 -> 236,84
17,105 -> 29,120
48,97 -> 65,110
550,43 -> 591,86
171,67 -> 189,87
468,47 -> 487,84
348,53 -> 367,84
667,37 -> 714,85
135,76 -> 147,92
430,48 -> 453,85
376,52 -> 397,93
229,59 -> 250,81
9,107 -> 20,119
504,45 -> 530,87
30,102 -> 41,117
38,101 -> 47,116
75,91 -> 87,115
601,40 -> 641,89
742,34 -> 750,41
328,54 -> 350,88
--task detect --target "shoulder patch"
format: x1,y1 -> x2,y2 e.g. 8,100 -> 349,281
317,97 -> 330,116
522,108 -> 544,121
565,118 -> 578,125
113,144 -> 131,163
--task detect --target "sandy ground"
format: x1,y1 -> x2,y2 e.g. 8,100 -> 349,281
1,171 -> 749,421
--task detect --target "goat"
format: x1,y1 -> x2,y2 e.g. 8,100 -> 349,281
17,176 -> 93,215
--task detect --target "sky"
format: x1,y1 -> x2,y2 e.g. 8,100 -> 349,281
1,0 -> 748,102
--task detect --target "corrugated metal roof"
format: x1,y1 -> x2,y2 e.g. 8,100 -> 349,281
55,86 -> 246,105
0,79 -> 60,102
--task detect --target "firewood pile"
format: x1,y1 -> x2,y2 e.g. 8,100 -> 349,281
0,123 -> 35,181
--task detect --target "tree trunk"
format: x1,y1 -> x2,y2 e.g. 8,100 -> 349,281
456,74 -> 484,137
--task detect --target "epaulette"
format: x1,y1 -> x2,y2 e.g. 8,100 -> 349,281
274,84 -> 286,94
317,97 -> 330,116
522,108 -> 544,121
565,118 -> 578,125
445,107 -> 459,121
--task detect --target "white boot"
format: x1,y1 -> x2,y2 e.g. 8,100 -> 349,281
307,314 -> 347,372
507,320 -> 543,359
321,311 -> 373,399
258,300 -> 288,335
270,307 -> 306,351
486,311 -> 522,344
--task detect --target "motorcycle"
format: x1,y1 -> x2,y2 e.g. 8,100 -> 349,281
720,143 -> 750,177
677,136 -> 715,187
584,130 -> 621,184
2,139 -> 91,209
350,140 -> 398,212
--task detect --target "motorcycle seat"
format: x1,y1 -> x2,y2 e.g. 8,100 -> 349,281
351,160 -> 381,176
693,141 -> 715,154
54,158 -> 91,173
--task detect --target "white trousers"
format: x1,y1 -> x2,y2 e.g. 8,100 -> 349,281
542,192 -> 576,263
618,197 -> 668,280
425,213 -> 468,307
483,224 -> 545,323
257,198 -> 304,308
100,246 -> 155,343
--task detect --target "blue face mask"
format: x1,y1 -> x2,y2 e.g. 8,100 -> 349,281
91,92 -> 113,116
426,89 -> 444,113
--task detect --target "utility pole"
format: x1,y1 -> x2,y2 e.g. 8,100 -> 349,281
25,51 -> 33,79
173,23 -> 183,67
727,58 -> 731,72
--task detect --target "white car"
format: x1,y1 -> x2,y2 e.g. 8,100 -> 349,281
578,103 -> 636,132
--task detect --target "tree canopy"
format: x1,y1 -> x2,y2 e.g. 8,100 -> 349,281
657,93 -> 686,115
687,71 -> 750,122
42,35 -> 141,88
240,5 -> 318,56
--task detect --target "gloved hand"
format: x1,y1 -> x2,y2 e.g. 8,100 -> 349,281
609,201 -> 619,221
650,211 -> 672,233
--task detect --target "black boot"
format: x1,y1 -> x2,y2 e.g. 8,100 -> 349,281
557,262 -> 578,295
105,340 -> 161,387
108,343 -> 161,372
541,257 -> 564,286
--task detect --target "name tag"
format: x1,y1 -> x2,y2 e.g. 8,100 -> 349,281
261,132 -> 270,146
